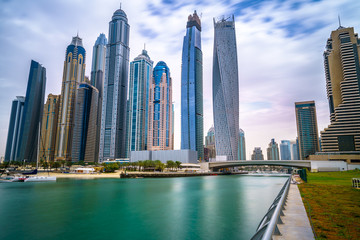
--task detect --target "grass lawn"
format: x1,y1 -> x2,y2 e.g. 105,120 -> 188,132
298,170 -> 360,240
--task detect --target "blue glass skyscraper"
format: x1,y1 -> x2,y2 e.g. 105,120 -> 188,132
295,101 -> 320,159
100,8 -> 130,161
212,16 -> 239,161
181,11 -> 204,161
91,33 -> 107,162
238,128 -> 246,160
280,140 -> 291,160
4,96 -> 25,162
17,60 -> 46,162
127,49 -> 153,153
72,83 -> 99,162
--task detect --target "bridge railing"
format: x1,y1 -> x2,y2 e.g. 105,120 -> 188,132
250,177 -> 291,240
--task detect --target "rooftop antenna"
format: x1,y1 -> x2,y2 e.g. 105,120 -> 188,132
120,2 -> 122,9
144,43 -> 146,50
338,15 -> 342,27
77,30 -> 79,37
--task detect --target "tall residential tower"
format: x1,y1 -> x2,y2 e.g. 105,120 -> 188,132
321,25 -> 360,151
55,36 -> 86,161
212,16 -> 239,161
4,96 -> 25,162
99,8 -> 130,161
147,61 -> 173,150
127,49 -> 153,153
90,33 -> 107,162
17,60 -> 46,163
39,94 -> 60,162
181,11 -> 204,161
295,101 -> 320,159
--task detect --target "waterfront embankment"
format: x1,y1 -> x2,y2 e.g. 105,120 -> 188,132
36,171 -> 248,179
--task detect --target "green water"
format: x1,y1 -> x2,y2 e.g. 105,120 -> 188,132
0,175 -> 287,240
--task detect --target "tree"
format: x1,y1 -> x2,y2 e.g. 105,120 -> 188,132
66,161 -> 73,167
175,161 -> 182,171
154,160 -> 165,172
103,163 -> 119,173
166,160 -> 175,171
53,161 -> 61,170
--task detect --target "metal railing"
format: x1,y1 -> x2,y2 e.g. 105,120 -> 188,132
250,177 -> 291,240
352,178 -> 360,188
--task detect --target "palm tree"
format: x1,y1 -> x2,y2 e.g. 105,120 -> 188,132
175,161 -> 182,171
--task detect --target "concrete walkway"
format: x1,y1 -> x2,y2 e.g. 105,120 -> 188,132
273,184 -> 315,240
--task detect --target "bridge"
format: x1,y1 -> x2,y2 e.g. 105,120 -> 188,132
200,160 -> 312,171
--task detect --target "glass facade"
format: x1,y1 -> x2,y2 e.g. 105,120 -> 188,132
72,84 -> 99,162
4,96 -> 25,162
181,11 -> 204,161
267,138 -> 280,160
238,128 -> 246,160
295,101 -> 320,159
90,33 -> 107,162
212,16 -> 239,161
321,26 -> 360,151
147,61 -> 173,150
100,9 -> 130,161
16,60 -> 46,163
55,36 -> 86,161
280,140 -> 291,160
127,50 -> 153,154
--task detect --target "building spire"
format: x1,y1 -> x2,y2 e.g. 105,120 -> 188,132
120,2 -> 122,9
144,43 -> 146,50
338,15 -> 341,28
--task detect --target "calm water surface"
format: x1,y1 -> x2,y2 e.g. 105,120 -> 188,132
0,175 -> 287,240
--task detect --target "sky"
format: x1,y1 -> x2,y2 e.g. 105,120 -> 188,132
0,0 -> 359,160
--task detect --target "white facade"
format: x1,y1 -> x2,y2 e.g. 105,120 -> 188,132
130,150 -> 197,164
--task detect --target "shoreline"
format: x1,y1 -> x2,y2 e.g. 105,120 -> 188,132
35,171 -> 250,179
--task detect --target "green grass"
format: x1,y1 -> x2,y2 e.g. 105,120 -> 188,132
298,170 -> 360,240
306,170 -> 360,185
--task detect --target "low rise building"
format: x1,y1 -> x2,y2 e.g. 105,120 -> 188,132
130,150 -> 197,164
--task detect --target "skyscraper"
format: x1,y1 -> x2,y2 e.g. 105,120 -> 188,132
205,126 -> 216,161
321,25 -> 360,151
90,33 -> 107,162
295,101 -> 320,159
147,61 -> 173,150
251,147 -> 264,160
127,49 -> 153,153
17,60 -> 46,163
72,83 -> 99,162
238,128 -> 246,160
39,94 -> 60,162
291,139 -> 300,160
100,8 -> 130,161
212,16 -> 239,161
55,35 -> 86,162
267,138 -> 280,160
280,140 -> 291,160
181,11 -> 204,161
4,96 -> 25,162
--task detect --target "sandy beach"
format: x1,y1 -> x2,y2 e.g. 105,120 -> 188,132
37,171 -> 121,179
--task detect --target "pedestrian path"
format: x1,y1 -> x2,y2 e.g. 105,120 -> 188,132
273,184 -> 315,240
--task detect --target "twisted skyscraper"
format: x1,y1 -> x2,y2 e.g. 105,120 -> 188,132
99,8 -> 130,161
212,16 -> 239,161
181,11 -> 204,161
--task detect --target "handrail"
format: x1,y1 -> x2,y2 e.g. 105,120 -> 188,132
250,177 -> 291,240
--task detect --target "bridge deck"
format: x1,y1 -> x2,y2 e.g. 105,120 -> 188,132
273,184 -> 314,240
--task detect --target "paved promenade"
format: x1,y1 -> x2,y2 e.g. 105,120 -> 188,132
273,184 -> 315,240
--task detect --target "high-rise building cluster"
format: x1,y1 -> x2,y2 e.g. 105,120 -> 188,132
5,7 -> 358,165
5,9 -> 242,164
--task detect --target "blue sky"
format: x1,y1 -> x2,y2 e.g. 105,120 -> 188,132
0,0 -> 359,159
